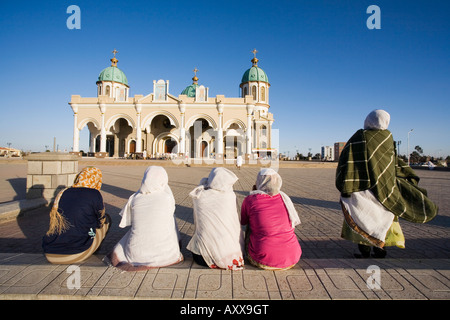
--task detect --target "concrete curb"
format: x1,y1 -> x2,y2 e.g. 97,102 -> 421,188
0,198 -> 48,222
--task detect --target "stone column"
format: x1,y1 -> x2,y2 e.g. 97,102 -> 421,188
135,103 -> 142,152
98,104 -> 107,157
179,103 -> 186,156
71,104 -> 80,152
26,152 -> 80,202
216,103 -> 224,159
89,132 -> 96,153
245,104 -> 254,159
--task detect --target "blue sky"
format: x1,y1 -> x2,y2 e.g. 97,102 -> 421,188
1,0 -> 449,157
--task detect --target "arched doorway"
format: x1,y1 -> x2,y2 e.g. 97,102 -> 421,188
201,141 -> 208,158
164,139 -> 177,153
108,118 -> 133,157
147,114 -> 176,156
188,118 -> 214,158
224,123 -> 245,159
129,140 -> 136,153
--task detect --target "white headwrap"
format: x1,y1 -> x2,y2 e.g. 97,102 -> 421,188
109,166 -> 182,268
364,109 -> 390,130
119,166 -> 174,227
190,167 -> 239,198
250,168 -> 301,228
187,167 -> 244,270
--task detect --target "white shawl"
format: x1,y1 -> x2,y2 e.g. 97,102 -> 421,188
187,168 -> 245,270
108,166 -> 182,268
250,168 -> 301,228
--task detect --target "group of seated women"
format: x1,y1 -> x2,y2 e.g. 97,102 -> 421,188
42,166 -> 302,271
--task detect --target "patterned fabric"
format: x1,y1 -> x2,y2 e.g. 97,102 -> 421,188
73,167 -> 102,190
46,167 -> 103,236
336,129 -> 438,223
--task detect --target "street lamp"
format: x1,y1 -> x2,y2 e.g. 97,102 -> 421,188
407,129 -> 414,166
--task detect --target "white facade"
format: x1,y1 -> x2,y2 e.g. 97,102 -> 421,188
70,51 -> 276,160
321,146 -> 335,161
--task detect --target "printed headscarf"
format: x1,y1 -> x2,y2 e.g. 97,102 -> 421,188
73,167 -> 102,190
46,167 -> 102,236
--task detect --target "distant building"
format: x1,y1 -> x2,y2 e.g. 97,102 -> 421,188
334,142 -> 346,161
321,146 -> 334,161
0,147 -> 21,157
69,49 -> 276,160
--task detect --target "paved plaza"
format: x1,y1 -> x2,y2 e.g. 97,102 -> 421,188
0,159 -> 449,302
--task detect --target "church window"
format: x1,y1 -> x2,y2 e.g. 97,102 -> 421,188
261,125 -> 267,136
252,86 -> 257,100
261,86 -> 265,101
105,85 -> 111,97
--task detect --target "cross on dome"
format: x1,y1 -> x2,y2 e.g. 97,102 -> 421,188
192,67 -> 199,84
110,49 -> 119,67
251,48 -> 259,66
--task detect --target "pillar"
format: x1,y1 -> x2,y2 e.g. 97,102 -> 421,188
136,103 -> 142,152
99,104 -> 107,154
216,103 -> 224,159
179,103 -> 186,156
245,104 -> 254,159
71,104 -> 79,152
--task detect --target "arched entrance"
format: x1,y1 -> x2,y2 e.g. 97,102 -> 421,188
165,138 -> 177,153
108,118 -> 133,157
129,140 -> 136,153
224,123 -> 245,159
187,118 -> 214,158
201,141 -> 208,158
146,114 -> 177,157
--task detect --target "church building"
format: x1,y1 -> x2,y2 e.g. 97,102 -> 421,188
69,49 -> 276,160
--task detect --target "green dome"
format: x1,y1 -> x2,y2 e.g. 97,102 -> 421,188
98,66 -> 128,86
241,66 -> 269,84
181,83 -> 199,97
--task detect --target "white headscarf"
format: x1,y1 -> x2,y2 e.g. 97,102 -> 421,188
119,166 -> 174,227
109,166 -> 182,268
190,167 -> 238,198
250,168 -> 301,228
364,109 -> 390,130
187,167 -> 244,270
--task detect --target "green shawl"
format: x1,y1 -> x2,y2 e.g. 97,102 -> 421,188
336,129 -> 438,224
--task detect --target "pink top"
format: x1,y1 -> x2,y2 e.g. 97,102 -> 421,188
241,193 -> 301,268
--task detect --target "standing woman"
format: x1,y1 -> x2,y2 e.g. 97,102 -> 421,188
42,167 -> 110,264
336,109 -> 438,258
241,169 -> 301,270
187,167 -> 245,270
104,166 -> 183,271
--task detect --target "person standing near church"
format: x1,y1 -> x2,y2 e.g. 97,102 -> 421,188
336,109 -> 438,258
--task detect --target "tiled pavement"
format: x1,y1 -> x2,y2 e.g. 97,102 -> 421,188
0,160 -> 449,301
